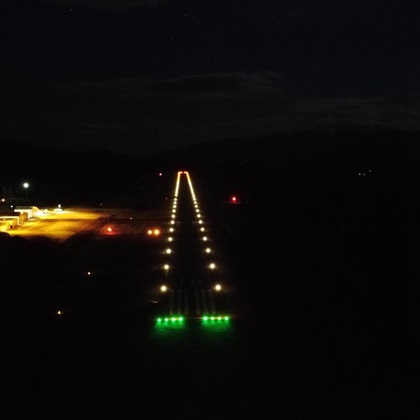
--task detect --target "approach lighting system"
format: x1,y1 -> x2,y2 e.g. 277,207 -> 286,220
215,284 -> 222,291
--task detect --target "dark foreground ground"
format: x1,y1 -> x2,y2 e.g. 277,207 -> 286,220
2,161 -> 407,419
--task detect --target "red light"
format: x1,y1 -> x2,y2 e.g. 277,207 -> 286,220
107,227 -> 112,232
231,196 -> 237,202
159,173 -> 162,176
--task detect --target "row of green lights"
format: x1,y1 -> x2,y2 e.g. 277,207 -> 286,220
203,316 -> 229,321
157,317 -> 184,322
156,316 -> 229,323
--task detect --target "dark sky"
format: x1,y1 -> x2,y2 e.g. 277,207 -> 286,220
1,0 -> 418,155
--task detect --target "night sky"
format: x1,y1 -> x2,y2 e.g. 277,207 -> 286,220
1,0 -> 418,155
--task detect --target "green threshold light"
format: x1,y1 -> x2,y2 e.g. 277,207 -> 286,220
156,316 -> 184,323
202,315 -> 230,322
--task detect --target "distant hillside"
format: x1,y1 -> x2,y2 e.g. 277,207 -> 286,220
0,138 -> 145,202
1,129 -> 416,184
142,129 -> 416,173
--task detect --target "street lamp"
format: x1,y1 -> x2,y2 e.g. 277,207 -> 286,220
22,182 -> 29,199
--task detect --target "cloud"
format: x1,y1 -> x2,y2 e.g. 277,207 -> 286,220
42,0 -> 166,10
149,72 -> 285,95
1,72 -> 419,155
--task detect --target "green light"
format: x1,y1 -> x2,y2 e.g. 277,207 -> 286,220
224,316 -> 229,321
178,317 -> 184,321
217,316 -> 222,320
203,316 -> 208,321
211,316 -> 215,320
164,318 -> 169,322
157,318 -> 162,322
171,317 -> 176,322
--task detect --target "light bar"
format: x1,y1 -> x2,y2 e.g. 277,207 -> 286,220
156,316 -> 184,323
202,315 -> 230,321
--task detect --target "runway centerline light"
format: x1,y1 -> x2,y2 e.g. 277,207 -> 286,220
209,263 -> 216,269
171,220 -> 175,224
164,264 -> 170,270
154,229 -> 160,236
205,248 -> 211,253
169,228 -> 174,232
160,285 -> 168,292
200,227 -> 205,232
215,284 -> 222,291
166,248 -> 172,254
168,237 -> 173,242
199,220 -> 203,224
